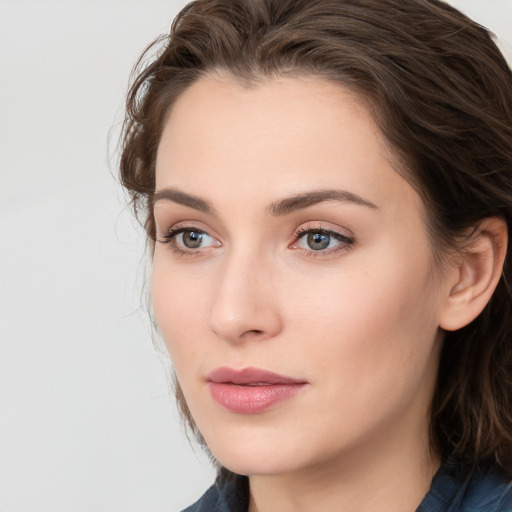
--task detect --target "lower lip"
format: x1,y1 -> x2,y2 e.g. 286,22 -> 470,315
208,382 -> 306,414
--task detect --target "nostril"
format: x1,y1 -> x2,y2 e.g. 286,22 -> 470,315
242,329 -> 264,338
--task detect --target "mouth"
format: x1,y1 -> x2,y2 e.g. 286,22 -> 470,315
206,367 -> 308,414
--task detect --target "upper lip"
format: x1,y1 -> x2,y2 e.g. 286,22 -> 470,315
206,366 -> 306,385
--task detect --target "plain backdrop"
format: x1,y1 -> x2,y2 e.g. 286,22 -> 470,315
0,1 -> 510,511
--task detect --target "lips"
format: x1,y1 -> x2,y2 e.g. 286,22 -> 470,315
206,367 -> 307,414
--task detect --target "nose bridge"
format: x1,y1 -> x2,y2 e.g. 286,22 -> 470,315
208,245 -> 281,342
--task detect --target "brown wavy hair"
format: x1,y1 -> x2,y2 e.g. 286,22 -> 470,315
119,0 -> 512,475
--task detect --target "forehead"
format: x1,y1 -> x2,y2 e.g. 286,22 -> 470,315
158,77 -> 380,177
155,75 -> 422,220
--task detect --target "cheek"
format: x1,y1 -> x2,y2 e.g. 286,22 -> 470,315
151,256 -> 208,364
289,251 -> 440,392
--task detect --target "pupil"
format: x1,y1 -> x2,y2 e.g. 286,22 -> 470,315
183,231 -> 203,249
307,232 -> 330,250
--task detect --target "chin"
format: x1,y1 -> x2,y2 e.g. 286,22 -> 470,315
204,431 -> 303,477
215,453 -> 299,477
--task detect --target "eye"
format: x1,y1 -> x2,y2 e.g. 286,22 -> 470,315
158,226 -> 220,254
180,230 -> 209,249
304,231 -> 332,251
291,226 -> 354,255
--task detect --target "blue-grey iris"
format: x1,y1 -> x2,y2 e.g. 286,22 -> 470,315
307,232 -> 330,250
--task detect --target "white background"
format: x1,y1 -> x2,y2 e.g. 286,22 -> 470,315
0,1 -> 510,511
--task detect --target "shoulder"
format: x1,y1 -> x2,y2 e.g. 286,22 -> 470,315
181,484 -> 222,512
181,473 -> 249,512
418,460 -> 512,512
463,467 -> 512,512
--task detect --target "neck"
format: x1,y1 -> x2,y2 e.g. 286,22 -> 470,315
248,419 -> 439,512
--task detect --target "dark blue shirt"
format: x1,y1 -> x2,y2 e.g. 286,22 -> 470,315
182,460 -> 512,511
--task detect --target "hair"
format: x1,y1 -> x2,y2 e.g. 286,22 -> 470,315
119,0 -> 512,476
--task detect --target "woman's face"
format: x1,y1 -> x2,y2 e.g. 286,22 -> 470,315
152,76 -> 453,477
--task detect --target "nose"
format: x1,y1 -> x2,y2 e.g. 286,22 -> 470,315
207,251 -> 283,343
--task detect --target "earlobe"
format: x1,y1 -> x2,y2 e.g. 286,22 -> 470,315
439,217 -> 508,332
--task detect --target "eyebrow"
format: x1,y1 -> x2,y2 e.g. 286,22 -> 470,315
267,189 -> 378,216
153,188 -> 214,214
153,187 -> 377,216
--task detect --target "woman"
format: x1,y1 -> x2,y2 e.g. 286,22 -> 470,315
119,0 -> 512,510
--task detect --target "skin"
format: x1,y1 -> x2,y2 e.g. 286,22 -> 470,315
151,76 -> 462,512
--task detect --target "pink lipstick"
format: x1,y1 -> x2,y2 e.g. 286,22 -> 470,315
206,367 -> 307,414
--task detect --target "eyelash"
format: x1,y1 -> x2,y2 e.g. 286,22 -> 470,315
157,224 -> 355,258
292,225 -> 355,258
158,225 -> 216,257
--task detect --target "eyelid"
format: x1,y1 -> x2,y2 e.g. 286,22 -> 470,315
157,220 -> 218,240
290,223 -> 355,256
293,222 -> 354,241
157,222 -> 221,256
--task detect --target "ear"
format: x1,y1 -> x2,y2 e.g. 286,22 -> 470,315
439,217 -> 508,332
